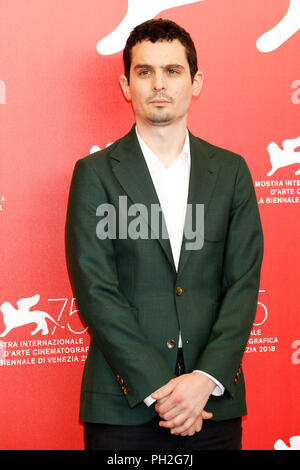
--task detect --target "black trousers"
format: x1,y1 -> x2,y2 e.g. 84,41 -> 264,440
84,349 -> 242,450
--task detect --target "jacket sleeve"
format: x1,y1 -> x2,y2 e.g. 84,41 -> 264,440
194,156 -> 264,397
65,158 -> 175,408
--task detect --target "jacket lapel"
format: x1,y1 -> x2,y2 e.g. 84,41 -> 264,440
110,126 -> 219,276
110,126 -> 176,271
177,132 -> 219,278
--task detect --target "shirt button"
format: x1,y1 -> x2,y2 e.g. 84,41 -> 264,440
166,339 -> 176,350
176,287 -> 183,296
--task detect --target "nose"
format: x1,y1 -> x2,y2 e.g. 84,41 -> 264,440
152,71 -> 166,92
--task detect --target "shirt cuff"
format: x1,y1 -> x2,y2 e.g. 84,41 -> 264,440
144,391 -> 170,407
193,370 -> 225,396
143,395 -> 156,407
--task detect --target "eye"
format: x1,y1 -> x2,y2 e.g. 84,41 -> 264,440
168,68 -> 180,76
138,69 -> 151,76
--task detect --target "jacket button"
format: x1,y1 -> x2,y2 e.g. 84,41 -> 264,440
166,339 -> 176,349
176,287 -> 183,296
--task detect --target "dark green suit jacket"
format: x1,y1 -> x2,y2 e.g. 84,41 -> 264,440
65,125 -> 263,425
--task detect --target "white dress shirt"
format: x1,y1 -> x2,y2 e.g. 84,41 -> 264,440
135,128 -> 225,406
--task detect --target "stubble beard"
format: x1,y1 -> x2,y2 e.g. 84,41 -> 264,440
148,111 -> 174,125
146,93 -> 175,125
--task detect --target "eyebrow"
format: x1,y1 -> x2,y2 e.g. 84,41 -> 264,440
134,64 -> 185,71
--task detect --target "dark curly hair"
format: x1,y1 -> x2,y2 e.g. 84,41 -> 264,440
123,19 -> 198,83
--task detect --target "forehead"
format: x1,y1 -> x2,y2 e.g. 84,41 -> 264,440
130,39 -> 188,68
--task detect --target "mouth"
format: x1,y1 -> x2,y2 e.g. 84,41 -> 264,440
149,100 -> 170,105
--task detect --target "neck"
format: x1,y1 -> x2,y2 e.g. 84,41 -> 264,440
136,118 -> 187,168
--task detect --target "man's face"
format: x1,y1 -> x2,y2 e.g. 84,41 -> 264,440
120,39 -> 203,126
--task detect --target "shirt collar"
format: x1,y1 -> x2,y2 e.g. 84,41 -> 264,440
135,127 -> 190,171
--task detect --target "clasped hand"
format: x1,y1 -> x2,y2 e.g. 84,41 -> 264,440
151,372 -> 215,437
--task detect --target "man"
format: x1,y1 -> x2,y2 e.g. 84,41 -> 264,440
65,19 -> 263,450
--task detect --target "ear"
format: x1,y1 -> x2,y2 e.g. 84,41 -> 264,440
192,70 -> 204,97
119,74 -> 131,101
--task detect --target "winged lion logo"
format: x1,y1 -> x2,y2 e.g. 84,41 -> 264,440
0,294 -> 64,337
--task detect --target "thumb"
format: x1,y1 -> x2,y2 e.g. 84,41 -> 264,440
151,379 -> 177,400
202,410 -> 213,420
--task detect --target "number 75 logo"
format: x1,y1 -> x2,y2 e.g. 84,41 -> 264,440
48,298 -> 88,335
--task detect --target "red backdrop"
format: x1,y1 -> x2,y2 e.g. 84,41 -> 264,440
0,0 -> 299,450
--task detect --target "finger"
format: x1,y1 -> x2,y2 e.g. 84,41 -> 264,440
158,396 -> 169,404
151,379 -> 177,401
170,416 -> 196,435
154,395 -> 171,414
156,404 -> 182,421
155,399 -> 175,416
179,415 -> 203,436
158,412 -> 188,430
180,423 -> 197,437
195,417 -> 203,432
202,410 -> 213,420
181,427 -> 197,436
169,411 -> 210,435
158,407 -> 212,429
155,393 -> 182,416
160,403 -> 212,422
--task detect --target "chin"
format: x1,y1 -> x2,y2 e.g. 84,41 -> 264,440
148,113 -> 174,125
